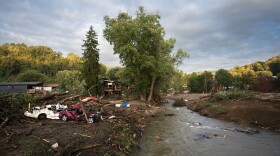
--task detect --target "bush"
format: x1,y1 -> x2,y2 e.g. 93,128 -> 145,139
213,91 -> 245,101
7,93 -> 35,109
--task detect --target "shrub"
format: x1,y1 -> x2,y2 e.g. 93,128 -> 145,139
213,91 -> 245,101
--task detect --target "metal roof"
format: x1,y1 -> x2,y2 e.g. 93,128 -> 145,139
0,82 -> 43,86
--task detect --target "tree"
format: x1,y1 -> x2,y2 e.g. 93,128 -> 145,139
107,67 -> 122,80
103,6 -> 188,101
81,26 -> 100,96
56,70 -> 85,93
256,71 -> 273,78
16,70 -> 49,82
215,69 -> 233,89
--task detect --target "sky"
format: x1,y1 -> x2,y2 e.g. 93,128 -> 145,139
0,0 -> 279,73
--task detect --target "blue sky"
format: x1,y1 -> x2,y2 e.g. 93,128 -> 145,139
0,0 -> 279,73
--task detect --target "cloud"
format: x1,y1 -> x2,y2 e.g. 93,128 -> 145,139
0,0 -> 279,72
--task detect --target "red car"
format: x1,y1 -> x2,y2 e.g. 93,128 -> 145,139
59,105 -> 103,123
59,107 -> 83,121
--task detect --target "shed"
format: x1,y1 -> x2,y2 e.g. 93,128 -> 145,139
0,82 -> 43,93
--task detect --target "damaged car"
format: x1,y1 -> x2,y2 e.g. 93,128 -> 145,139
24,104 -> 67,120
59,105 -> 103,123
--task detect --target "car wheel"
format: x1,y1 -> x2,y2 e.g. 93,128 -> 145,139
38,114 -> 46,120
88,117 -> 94,123
62,115 -> 68,121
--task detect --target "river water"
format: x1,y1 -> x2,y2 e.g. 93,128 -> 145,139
131,99 -> 280,156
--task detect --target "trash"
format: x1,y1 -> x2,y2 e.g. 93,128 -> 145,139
80,96 -> 98,102
108,115 -> 116,119
115,103 -> 130,108
51,142 -> 59,149
223,134 -> 227,139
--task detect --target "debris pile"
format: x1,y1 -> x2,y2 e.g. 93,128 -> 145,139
0,93 -> 162,155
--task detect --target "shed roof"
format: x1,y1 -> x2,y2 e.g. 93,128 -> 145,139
43,84 -> 61,87
0,82 -> 43,86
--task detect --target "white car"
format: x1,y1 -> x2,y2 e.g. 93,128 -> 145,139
24,104 -> 67,120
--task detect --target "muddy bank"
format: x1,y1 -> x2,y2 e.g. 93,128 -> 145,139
0,100 -> 162,156
167,93 -> 280,132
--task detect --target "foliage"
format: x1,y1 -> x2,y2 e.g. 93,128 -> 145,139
213,91 -> 246,101
99,63 -> 108,78
106,67 -> 122,80
170,70 -> 187,93
266,55 -> 280,76
187,71 -> 213,93
0,43 -> 82,81
103,7 -> 188,101
81,26 -> 100,96
215,69 -> 233,88
7,93 -> 35,108
113,124 -> 133,151
256,71 -> 273,78
56,70 -> 85,93
16,70 -> 49,82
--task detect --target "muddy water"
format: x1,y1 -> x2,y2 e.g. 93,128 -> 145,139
131,99 -> 280,156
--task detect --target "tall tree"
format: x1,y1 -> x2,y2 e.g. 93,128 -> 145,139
81,26 -> 100,96
104,6 -> 188,102
215,69 -> 233,89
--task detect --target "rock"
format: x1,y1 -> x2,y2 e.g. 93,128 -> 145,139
223,134 -> 227,139
164,113 -> 175,116
51,142 -> 59,149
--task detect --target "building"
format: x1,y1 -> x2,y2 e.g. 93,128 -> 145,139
0,82 -> 43,93
35,84 -> 61,93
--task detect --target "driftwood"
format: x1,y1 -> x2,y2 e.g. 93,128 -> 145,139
71,144 -> 102,154
36,91 -> 70,102
1,117 -> 9,128
58,95 -> 80,104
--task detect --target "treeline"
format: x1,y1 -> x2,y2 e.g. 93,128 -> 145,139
0,43 -> 108,93
0,43 -> 82,80
185,55 -> 280,93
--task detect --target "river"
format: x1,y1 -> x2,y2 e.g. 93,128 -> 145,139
131,99 -> 280,156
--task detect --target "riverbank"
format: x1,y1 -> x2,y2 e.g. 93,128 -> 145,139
167,93 -> 280,132
0,100 -> 162,155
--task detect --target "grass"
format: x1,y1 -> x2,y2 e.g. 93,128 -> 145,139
201,101 -> 226,116
113,124 -> 133,151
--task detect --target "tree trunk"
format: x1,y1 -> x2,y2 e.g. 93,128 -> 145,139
147,77 -> 156,102
140,88 -> 146,101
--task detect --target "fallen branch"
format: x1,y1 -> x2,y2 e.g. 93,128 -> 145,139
71,144 -> 102,154
1,117 -> 9,128
77,133 -> 92,138
58,95 -> 80,104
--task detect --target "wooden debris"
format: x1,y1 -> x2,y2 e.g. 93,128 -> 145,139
1,117 -> 9,128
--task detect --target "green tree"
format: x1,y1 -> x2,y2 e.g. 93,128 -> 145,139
103,6 -> 188,101
187,73 -> 200,92
56,70 -> 85,93
81,26 -> 100,96
16,70 -> 49,82
256,71 -> 273,78
107,67 -> 122,80
200,71 -> 213,93
215,69 -> 233,89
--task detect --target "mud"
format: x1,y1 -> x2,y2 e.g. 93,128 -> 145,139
170,93 -> 280,131
0,100 -> 162,156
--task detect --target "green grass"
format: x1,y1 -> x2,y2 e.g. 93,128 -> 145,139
201,101 -> 226,116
